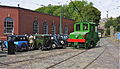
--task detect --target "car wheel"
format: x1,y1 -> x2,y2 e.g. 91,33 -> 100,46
21,43 -> 28,51
33,42 -> 39,50
15,45 -> 19,52
38,44 -> 44,51
62,45 -> 66,49
1,43 -> 7,51
1,43 -> 4,51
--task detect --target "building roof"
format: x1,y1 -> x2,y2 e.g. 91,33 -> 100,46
0,5 -> 75,21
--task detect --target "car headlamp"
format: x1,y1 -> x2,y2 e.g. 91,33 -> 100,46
51,37 -> 54,39
60,40 -> 64,44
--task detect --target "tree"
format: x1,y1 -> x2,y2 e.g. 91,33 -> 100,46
35,0 -> 101,24
115,16 -> 120,32
35,4 -> 61,15
105,16 -> 120,32
82,6 -> 101,25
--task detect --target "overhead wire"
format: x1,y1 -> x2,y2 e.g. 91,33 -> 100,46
70,0 -> 84,21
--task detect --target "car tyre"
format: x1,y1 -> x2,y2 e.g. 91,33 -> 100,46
21,43 -> 28,51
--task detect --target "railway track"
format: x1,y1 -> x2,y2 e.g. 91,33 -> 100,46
0,39 -> 109,68
0,45 -> 105,69
83,46 -> 106,69
46,50 -> 87,69
83,38 -> 118,69
0,48 -> 84,67
46,48 -> 106,69
46,39 -> 106,69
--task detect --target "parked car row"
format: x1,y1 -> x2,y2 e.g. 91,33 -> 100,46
1,34 -> 69,51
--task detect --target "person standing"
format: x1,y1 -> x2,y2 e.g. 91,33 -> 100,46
29,35 -> 34,50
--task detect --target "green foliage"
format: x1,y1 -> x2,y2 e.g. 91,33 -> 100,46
35,4 -> 61,15
35,0 -> 101,24
105,17 -> 120,32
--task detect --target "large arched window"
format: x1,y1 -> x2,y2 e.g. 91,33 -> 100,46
52,24 -> 56,34
33,20 -> 39,34
64,26 -> 68,34
4,17 -> 14,34
43,21 -> 48,34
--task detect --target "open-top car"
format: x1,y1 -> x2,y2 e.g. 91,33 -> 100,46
3,35 -> 29,51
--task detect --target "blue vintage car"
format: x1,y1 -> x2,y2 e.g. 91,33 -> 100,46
3,35 -> 29,51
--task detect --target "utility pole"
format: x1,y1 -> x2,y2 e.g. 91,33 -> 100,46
60,8 -> 62,34
106,11 -> 108,18
59,2 -> 62,35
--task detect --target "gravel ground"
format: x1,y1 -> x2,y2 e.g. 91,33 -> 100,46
11,49 -> 85,69
0,48 -> 85,68
50,47 -> 104,69
86,38 -> 119,69
0,37 -> 119,69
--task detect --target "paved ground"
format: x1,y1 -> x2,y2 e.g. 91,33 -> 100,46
0,37 -> 119,69
87,38 -> 119,69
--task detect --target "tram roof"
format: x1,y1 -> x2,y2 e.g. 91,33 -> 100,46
75,22 -> 96,25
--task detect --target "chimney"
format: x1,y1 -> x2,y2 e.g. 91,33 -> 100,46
18,4 -> 20,7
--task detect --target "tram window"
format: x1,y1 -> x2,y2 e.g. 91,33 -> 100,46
83,24 -> 88,30
76,24 -> 80,31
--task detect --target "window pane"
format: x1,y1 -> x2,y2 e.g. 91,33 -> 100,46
33,21 -> 39,34
64,26 -> 68,34
76,24 -> 80,31
83,24 -> 88,31
4,17 -> 13,33
43,22 -> 48,34
52,24 -> 56,34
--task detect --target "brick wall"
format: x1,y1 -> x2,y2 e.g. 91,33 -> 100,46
0,6 -> 74,40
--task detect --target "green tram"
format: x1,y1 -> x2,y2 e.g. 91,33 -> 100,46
67,22 -> 100,49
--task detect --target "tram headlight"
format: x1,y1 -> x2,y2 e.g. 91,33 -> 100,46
76,35 -> 78,38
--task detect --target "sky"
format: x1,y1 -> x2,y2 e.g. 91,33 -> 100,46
0,0 -> 120,19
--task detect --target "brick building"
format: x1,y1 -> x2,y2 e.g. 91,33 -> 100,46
0,5 -> 74,40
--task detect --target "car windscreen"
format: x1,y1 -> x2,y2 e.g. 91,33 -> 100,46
7,36 -> 16,41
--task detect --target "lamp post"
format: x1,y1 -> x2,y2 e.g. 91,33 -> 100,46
60,7 -> 62,35
58,2 -> 63,35
117,6 -> 120,17
106,11 -> 108,18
